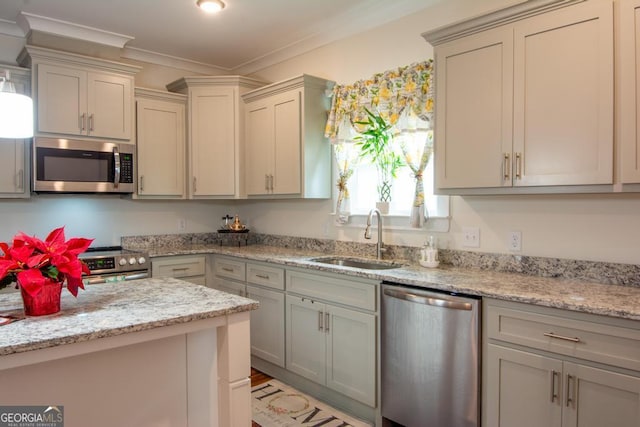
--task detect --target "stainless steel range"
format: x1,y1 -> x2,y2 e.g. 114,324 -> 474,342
80,246 -> 150,285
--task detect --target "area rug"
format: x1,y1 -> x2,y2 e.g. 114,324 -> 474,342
252,379 -> 372,427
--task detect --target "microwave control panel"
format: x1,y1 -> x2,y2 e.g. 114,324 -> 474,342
120,153 -> 133,183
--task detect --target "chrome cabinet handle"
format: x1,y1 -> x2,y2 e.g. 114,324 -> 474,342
256,274 -> 270,280
503,153 -> 510,180
16,169 -> 23,190
269,174 -> 274,191
265,174 -> 269,191
544,332 -> 581,343
80,113 -> 86,132
550,370 -> 559,402
515,152 -> 522,179
221,267 -> 234,273
172,267 -> 189,272
318,311 -> 323,331
325,312 -> 330,333
193,177 -> 197,193
89,114 -> 94,131
566,374 -> 574,407
139,175 -> 144,192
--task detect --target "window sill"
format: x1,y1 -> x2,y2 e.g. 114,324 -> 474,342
330,213 -> 451,233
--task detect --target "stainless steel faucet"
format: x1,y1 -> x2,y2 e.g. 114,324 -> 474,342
364,208 -> 385,259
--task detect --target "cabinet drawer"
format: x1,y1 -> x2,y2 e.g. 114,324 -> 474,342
286,270 -> 376,311
247,262 -> 284,290
214,256 -> 246,281
487,301 -> 640,371
152,255 -> 205,278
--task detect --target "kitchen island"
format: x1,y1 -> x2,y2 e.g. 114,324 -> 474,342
0,278 -> 258,427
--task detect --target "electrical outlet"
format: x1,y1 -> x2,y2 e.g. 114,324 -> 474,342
509,231 -> 522,251
462,227 -> 480,248
178,218 -> 186,231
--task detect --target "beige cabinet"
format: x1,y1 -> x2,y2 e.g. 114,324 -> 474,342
21,46 -> 138,141
151,255 -> 206,286
242,74 -> 333,198
166,76 -> 266,199
426,0 -> 614,193
285,269 -> 376,406
618,0 -> 640,185
0,66 -> 30,198
484,299 -> 640,427
135,88 -> 187,198
212,256 -> 286,368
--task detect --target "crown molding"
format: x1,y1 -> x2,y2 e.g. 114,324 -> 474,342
121,46 -> 227,75
18,45 -> 141,75
16,12 -> 134,49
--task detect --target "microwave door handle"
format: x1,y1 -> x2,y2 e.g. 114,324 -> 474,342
113,147 -> 121,188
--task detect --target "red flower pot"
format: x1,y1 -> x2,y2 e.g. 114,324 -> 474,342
20,280 -> 63,316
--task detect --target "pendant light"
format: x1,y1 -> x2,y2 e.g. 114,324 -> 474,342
197,0 -> 225,13
0,71 -> 33,139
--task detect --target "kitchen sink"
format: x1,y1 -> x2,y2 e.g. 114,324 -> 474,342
310,257 -> 402,270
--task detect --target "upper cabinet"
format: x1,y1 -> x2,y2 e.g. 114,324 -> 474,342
0,65 -> 31,198
135,88 -> 187,199
424,0 -> 614,194
242,74 -> 334,198
19,45 -> 139,143
618,0 -> 640,187
166,76 -> 266,199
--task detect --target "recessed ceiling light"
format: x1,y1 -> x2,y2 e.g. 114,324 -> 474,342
197,0 -> 225,13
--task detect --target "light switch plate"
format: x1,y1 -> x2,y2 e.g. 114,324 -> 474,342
462,227 -> 480,248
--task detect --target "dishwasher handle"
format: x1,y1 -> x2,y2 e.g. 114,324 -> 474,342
383,287 -> 473,311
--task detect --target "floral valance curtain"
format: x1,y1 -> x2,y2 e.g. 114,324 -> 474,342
324,59 -> 434,141
325,60 -> 435,227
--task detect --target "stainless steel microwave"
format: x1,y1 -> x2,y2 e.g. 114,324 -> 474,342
33,137 -> 135,193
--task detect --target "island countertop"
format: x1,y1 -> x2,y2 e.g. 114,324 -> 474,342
0,277 -> 258,357
137,243 -> 640,322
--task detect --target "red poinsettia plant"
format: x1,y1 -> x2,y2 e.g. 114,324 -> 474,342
0,227 -> 93,297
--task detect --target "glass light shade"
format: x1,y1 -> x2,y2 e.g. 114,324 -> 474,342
197,0 -> 225,13
0,91 -> 33,139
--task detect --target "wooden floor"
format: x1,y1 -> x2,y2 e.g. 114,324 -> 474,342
251,368 -> 272,427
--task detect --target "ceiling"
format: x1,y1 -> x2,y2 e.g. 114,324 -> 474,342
0,0 -> 440,74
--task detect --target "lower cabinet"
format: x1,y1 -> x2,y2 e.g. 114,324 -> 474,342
151,255 -> 206,286
286,294 -> 376,406
286,269 -> 377,407
484,299 -> 640,427
212,256 -> 286,368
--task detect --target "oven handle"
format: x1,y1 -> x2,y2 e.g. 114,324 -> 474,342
113,146 -> 121,188
84,272 -> 149,285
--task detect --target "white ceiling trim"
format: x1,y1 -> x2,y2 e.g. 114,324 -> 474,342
16,12 -> 134,49
122,46 -> 228,75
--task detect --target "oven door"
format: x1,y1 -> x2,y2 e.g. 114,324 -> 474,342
33,137 -> 135,193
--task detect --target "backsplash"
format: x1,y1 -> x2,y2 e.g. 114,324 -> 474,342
122,232 -> 640,287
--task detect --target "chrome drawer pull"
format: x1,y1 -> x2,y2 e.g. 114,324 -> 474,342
550,370 -> 559,402
318,311 -> 323,331
543,332 -> 581,343
221,267 -> 234,273
566,374 -> 574,407
256,274 -> 270,280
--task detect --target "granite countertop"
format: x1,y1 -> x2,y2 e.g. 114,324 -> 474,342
142,244 -> 640,322
0,278 -> 258,357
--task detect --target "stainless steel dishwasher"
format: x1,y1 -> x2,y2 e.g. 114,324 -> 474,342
381,282 -> 480,427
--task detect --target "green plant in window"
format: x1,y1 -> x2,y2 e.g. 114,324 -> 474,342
354,108 -> 404,203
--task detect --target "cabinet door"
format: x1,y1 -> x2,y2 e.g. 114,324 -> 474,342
434,26 -> 514,189
0,139 -> 27,196
563,362 -> 640,427
486,344 -> 563,427
325,304 -> 376,406
513,1 -> 613,186
37,64 -> 86,136
272,90 -> 301,195
246,285 -> 285,368
87,72 -> 132,140
245,101 -> 272,195
211,276 -> 245,296
286,295 -> 325,384
619,0 -> 640,183
189,87 -> 236,197
136,98 -> 185,197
